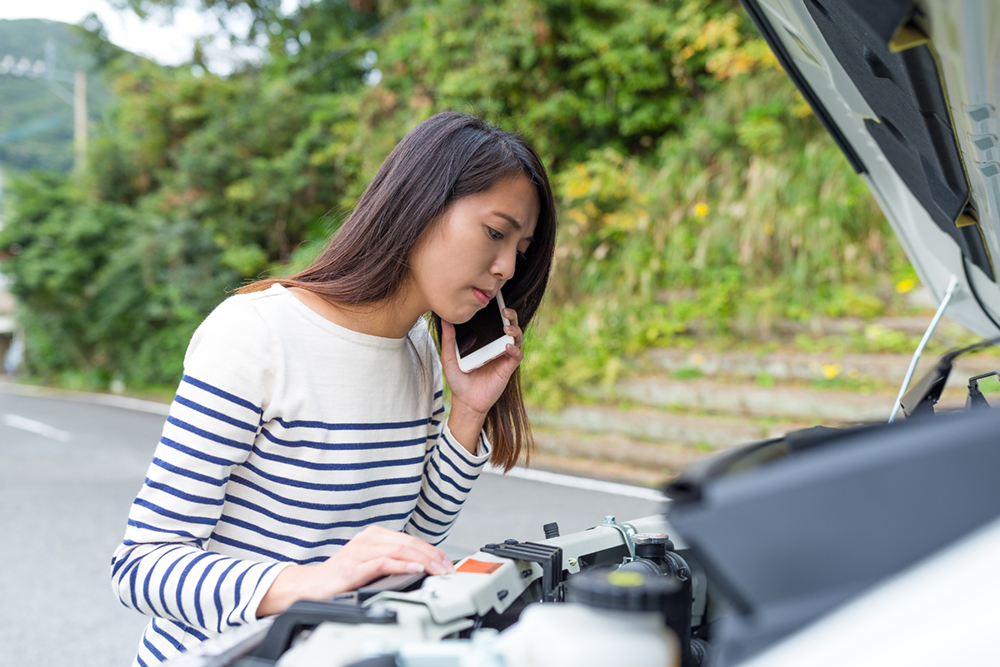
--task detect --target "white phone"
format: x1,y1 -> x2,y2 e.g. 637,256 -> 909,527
454,290 -> 514,373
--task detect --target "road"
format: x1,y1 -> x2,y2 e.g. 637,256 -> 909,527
0,387 -> 665,667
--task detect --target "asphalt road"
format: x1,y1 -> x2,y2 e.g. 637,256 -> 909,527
0,388 -> 664,667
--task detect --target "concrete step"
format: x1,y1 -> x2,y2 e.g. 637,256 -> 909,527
593,376 -> 972,423
642,347 -> 1000,387
530,405 -> 806,450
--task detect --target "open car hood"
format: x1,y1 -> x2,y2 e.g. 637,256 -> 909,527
741,0 -> 1000,337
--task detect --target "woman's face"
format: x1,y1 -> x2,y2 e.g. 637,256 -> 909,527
408,174 -> 540,324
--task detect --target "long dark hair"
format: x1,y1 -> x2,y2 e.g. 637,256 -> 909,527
242,111 -> 556,470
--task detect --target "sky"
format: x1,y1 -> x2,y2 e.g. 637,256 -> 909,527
0,0 -> 302,73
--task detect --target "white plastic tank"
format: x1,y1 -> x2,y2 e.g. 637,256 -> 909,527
497,570 -> 680,667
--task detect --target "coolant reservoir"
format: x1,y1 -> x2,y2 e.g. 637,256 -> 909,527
497,570 -> 680,667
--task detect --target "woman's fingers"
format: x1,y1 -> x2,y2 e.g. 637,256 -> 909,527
349,526 -> 454,573
502,308 -> 524,347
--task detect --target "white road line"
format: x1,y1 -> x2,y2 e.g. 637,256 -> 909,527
485,464 -> 667,502
0,383 -> 170,415
3,414 -> 72,442
0,382 -> 668,500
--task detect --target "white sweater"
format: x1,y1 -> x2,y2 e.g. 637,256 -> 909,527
111,285 -> 491,666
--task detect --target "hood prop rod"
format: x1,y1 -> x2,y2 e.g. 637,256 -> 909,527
889,274 -> 961,423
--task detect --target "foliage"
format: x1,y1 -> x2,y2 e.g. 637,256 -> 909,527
0,0 -> 911,401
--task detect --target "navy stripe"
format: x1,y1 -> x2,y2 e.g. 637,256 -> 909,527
175,552 -> 213,626
224,493 -> 409,531
219,515 -> 350,550
174,394 -> 258,432
159,554 -> 185,619
152,457 -> 228,486
250,447 -> 425,472
128,519 -> 200,540
433,389 -> 443,399
226,567 -> 249,628
129,561 -> 140,610
182,374 -> 261,414
142,636 -> 166,662
417,488 -> 460,517
214,561 -> 240,632
143,546 -> 184,616
228,474 -> 419,512
425,474 -> 462,505
193,557 -> 223,629
241,564 -> 279,623
408,520 -> 450,538
430,419 -> 441,426
298,555 -> 329,565
176,621 -> 209,642
441,432 -> 487,468
413,504 -> 457,528
137,654 -> 149,667
428,457 -> 472,494
151,619 -> 184,652
275,416 -> 429,431
116,554 -> 143,586
111,552 -> 130,579
432,406 -> 444,416
145,478 -> 225,506
167,416 -> 253,452
134,498 -> 217,526
437,446 -> 479,482
261,428 -> 425,451
210,532 -> 291,562
243,460 -> 421,492
160,437 -> 241,467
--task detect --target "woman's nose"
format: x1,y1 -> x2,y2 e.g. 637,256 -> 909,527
491,249 -> 517,280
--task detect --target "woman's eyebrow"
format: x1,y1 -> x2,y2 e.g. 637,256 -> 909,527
491,211 -> 523,231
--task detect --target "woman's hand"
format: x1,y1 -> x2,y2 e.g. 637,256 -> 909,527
440,308 -> 525,452
257,525 -> 455,617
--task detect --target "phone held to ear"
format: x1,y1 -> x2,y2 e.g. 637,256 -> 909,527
453,290 -> 514,373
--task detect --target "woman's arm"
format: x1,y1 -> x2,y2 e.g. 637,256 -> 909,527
110,299 -> 289,634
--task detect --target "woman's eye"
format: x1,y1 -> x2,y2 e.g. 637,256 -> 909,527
489,228 -> 505,241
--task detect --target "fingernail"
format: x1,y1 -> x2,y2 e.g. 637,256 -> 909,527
427,561 -> 444,575
406,562 -> 425,574
503,309 -> 513,317
441,559 -> 455,574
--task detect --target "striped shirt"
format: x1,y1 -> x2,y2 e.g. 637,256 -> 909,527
110,285 -> 491,666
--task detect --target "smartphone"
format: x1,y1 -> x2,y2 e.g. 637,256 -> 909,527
453,290 -> 514,373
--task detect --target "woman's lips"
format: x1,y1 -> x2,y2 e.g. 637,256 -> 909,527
472,288 -> 492,306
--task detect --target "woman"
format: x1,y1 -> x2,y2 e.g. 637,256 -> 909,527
110,111 -> 556,665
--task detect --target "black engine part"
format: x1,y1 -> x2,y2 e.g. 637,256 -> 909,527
665,407 -> 1000,666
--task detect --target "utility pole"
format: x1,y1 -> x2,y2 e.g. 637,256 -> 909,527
74,69 -> 87,174
0,40 -> 88,174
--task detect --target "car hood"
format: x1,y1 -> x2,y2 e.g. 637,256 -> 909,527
741,0 -> 1000,337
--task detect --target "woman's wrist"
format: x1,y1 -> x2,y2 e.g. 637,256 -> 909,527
447,399 -> 488,454
257,564 -> 312,618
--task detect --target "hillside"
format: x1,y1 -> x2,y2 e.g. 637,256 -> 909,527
0,19 -> 113,173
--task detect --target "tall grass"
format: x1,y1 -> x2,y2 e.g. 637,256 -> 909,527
524,68 -> 915,408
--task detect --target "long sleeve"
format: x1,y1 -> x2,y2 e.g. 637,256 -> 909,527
404,361 -> 491,546
110,299 -> 290,636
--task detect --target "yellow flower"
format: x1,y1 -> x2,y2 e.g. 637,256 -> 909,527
895,278 -> 916,294
822,363 -> 842,380
693,202 -> 710,219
